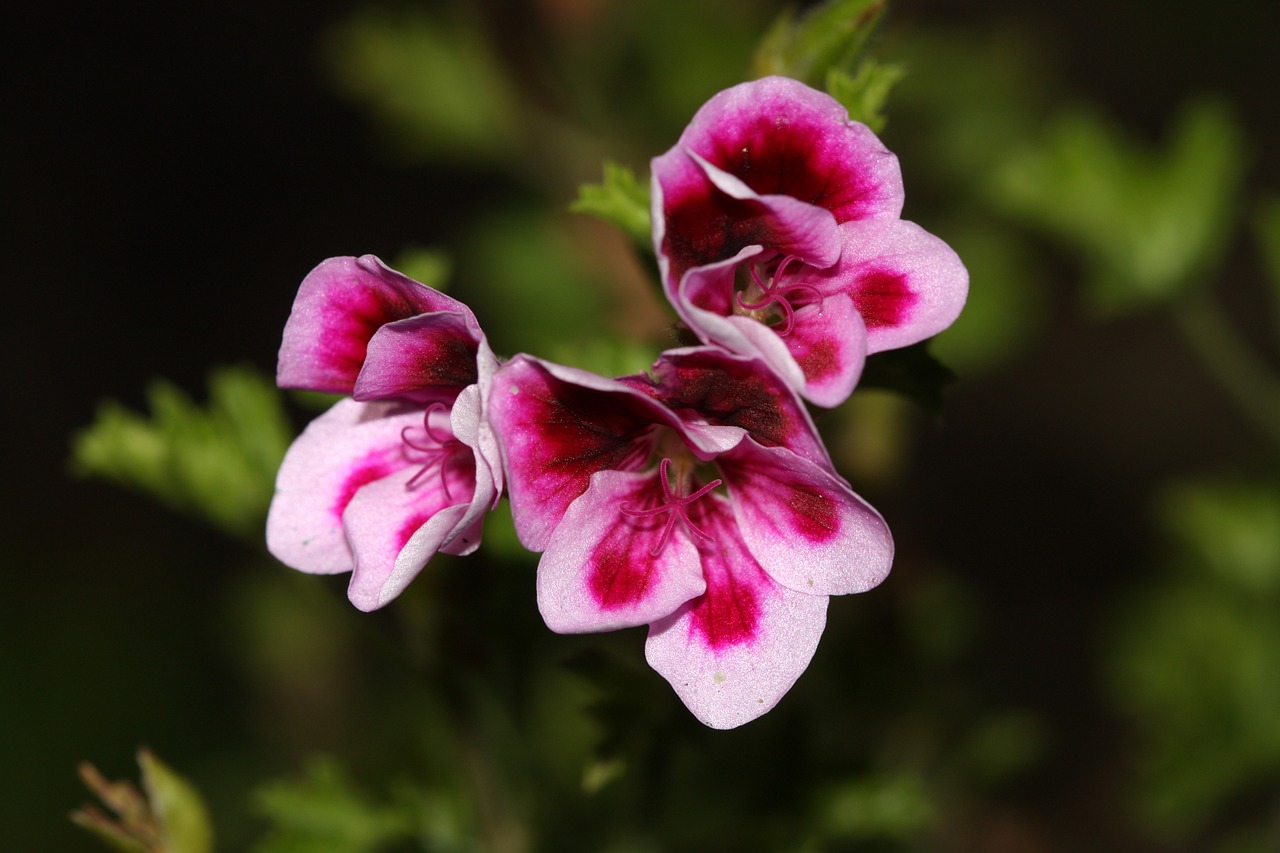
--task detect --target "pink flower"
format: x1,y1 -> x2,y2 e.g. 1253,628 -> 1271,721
489,347 -> 892,728
652,76 -> 968,407
266,256 -> 501,611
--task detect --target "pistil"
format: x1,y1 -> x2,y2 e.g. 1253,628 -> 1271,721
621,457 -> 723,557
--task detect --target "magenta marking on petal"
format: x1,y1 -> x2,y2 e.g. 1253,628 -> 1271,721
690,569 -> 762,651
784,486 -> 840,543
854,269 -> 919,329
395,511 -> 433,554
319,286 -> 421,382
587,542 -> 656,610
333,453 -> 398,520
795,338 -> 840,382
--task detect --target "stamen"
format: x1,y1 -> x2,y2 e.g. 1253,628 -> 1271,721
733,254 -> 826,337
620,458 -> 722,556
400,404 -> 467,498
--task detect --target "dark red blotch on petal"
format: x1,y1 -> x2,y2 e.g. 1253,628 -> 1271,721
784,485 -> 840,543
794,338 -> 840,382
853,269 -> 918,329
648,354 -> 793,448
588,542 -> 656,610
317,283 -> 425,384
690,569 -> 762,651
333,453 -> 398,520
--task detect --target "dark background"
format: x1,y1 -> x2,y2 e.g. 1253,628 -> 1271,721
6,0 -> 1278,849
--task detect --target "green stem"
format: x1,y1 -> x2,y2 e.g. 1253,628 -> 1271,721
1171,294 -> 1280,448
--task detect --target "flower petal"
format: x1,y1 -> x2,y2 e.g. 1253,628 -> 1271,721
488,356 -> 678,551
352,311 -> 480,403
628,346 -> 833,469
644,495 -> 828,729
277,255 -> 473,394
719,441 -> 894,597
794,219 -> 969,354
343,462 -> 474,612
653,76 -> 903,290
782,293 -> 867,408
266,398 -> 418,574
537,468 -> 706,633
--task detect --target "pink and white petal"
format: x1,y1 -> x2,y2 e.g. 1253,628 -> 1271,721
488,356 -> 679,551
719,441 -> 894,597
537,468 -> 706,634
352,311 -> 480,403
784,294 -> 867,408
278,255 -> 472,394
644,497 -> 828,729
343,463 -> 472,611
671,76 -> 904,224
266,399 -> 419,574
643,346 -> 832,470
797,220 -> 969,354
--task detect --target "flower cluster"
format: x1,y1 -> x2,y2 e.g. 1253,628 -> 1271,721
267,77 -> 967,728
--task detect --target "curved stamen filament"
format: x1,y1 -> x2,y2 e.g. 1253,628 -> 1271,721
734,255 -> 826,336
400,403 -> 467,498
621,458 -> 722,557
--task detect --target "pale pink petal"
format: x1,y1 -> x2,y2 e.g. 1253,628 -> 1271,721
719,441 -> 894,597
278,255 -> 472,394
644,496 -> 829,729
266,399 -> 419,574
652,76 -> 903,291
352,311 -> 480,403
793,219 -> 969,354
782,294 -> 867,408
343,464 -> 474,612
537,468 -> 706,633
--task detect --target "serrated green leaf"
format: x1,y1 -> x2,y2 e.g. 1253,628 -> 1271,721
752,0 -> 886,87
139,750 -> 214,853
70,365 -> 292,542
826,60 -> 905,133
570,161 -> 652,246
994,99 -> 1246,314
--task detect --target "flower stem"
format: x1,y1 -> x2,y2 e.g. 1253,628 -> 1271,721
1171,293 -> 1280,448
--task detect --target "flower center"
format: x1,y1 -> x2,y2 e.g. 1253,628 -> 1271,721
400,403 -> 469,498
733,254 -> 825,336
621,457 -> 722,557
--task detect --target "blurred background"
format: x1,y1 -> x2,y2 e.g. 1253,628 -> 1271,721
7,0 -> 1280,849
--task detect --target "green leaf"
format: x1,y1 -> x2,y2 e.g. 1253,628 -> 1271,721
70,365 -> 292,542
752,0 -> 886,87
139,750 -> 214,853
391,246 -> 452,292
1251,195 -> 1280,332
857,342 -> 957,412
825,60 -> 905,134
253,758 -> 416,853
994,99 -> 1247,314
570,161 -> 652,246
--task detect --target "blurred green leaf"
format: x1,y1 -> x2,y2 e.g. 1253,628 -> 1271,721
324,7 -> 515,164
70,365 -> 292,542
570,161 -> 653,247
391,246 -> 452,292
816,772 -> 933,841
753,0 -> 886,87
826,60 -> 905,134
1158,479 -> 1280,593
72,750 -> 213,853
994,99 -> 1247,314
253,758 -> 415,853
1253,195 -> 1280,334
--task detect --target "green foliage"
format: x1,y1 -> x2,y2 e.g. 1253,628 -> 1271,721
570,161 -> 653,247
391,246 -> 452,293
826,60 -> 905,134
1253,195 -> 1280,333
1109,478 -> 1280,838
994,99 -> 1247,314
252,759 -> 417,853
813,772 -> 934,842
73,749 -> 213,853
753,0 -> 886,88
70,366 -> 292,542
323,7 -> 515,164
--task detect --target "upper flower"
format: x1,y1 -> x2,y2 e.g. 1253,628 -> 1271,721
488,346 -> 893,728
266,255 -> 500,611
652,75 -> 968,407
